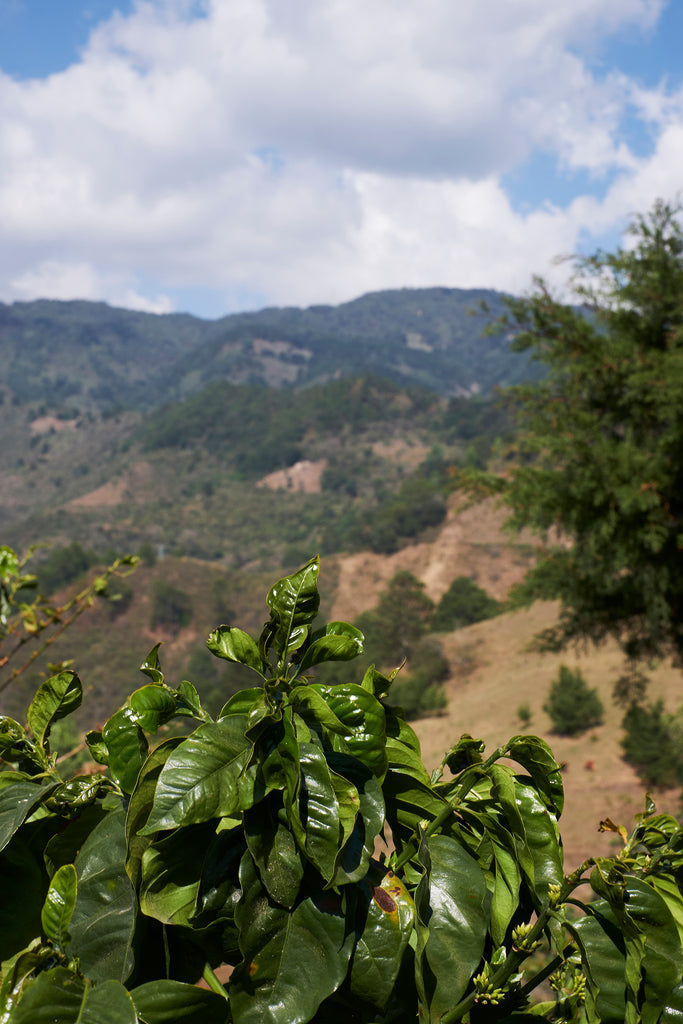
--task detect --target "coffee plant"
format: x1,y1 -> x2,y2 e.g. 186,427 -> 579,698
1,554 -> 683,1022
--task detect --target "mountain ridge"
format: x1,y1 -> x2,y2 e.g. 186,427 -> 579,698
0,285 -> 532,412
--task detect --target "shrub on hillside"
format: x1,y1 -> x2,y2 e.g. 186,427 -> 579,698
543,665 -> 604,736
390,637 -> 449,719
37,541 -> 97,595
359,570 -> 435,665
149,579 -> 193,634
432,575 -> 501,631
621,700 -> 683,788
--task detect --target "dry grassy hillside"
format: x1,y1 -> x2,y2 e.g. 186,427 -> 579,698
332,494 -> 683,871
415,603 -> 682,870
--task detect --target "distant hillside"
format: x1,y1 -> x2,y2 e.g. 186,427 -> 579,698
0,286 -> 532,412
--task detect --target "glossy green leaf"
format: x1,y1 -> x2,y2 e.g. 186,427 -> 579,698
45,774 -> 114,815
361,664 -> 397,700
85,729 -> 109,765
296,741 -> 341,881
175,680 -> 207,719
384,777 -> 450,847
255,708 -> 299,796
43,803 -> 108,877
0,777 -> 54,853
651,873 -> 683,950
41,863 -> 77,949
230,851 -> 352,1024
131,980 -> 230,1023
139,821 -> 215,926
309,683 -> 388,778
125,737 -> 184,891
660,979 -> 683,1023
384,731 -> 430,779
298,621 -> 364,671
140,715 -> 251,833
514,778 -> 563,899
70,807 -> 137,983
266,556 -> 320,657
129,684 -> 177,732
328,754 -> 385,886
489,834 -> 522,946
350,862 -> 415,1009
26,671 -> 82,750
207,625 -> 268,676
102,707 -> 148,795
6,968 -> 137,1024
624,876 -> 683,1023
415,833 -> 487,1019
329,765 -> 360,850
385,707 -> 422,753
139,643 -> 165,684
570,901 -> 626,1023
505,734 -> 564,815
244,792 -> 303,908
218,688 -> 266,719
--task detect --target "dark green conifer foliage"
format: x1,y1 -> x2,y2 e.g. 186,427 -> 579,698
502,200 -> 683,666
621,699 -> 683,787
543,665 -> 604,736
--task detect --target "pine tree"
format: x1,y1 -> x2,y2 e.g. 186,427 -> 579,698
500,200 -> 683,666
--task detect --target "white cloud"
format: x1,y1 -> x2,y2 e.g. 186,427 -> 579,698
7,258 -> 173,312
0,0 -> 680,314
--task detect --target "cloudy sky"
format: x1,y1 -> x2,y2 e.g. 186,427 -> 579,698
0,0 -> 682,318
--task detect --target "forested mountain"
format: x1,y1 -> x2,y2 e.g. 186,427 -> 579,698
0,286 -> 531,411
0,285 -> 528,723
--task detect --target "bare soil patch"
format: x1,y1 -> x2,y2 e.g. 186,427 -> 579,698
257,459 -> 327,494
67,461 -> 154,508
29,416 -> 77,435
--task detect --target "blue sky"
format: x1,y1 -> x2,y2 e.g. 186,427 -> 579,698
0,0 -> 681,318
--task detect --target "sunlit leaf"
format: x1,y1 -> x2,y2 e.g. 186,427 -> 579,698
0,777 -> 55,853
139,643 -> 165,684
266,556 -> 320,657
140,716 -> 251,833
308,683 -> 387,778
102,707 -> 148,795
40,862 -> 77,950
296,742 -> 341,881
207,626 -> 268,676
129,684 -> 178,732
26,671 -> 82,750
298,621 -> 364,671
505,734 -> 564,815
